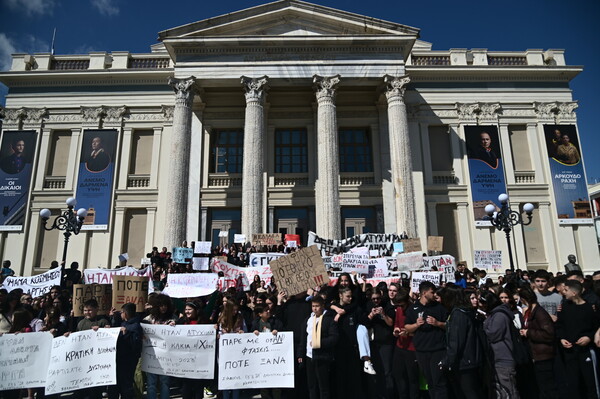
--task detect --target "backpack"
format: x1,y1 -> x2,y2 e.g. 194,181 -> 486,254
502,312 -> 531,366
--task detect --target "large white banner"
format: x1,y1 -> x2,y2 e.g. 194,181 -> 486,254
218,332 -> 294,390
308,231 -> 403,256
46,328 -> 120,395
396,252 -> 424,271
141,325 -> 216,379
83,266 -> 151,284
161,273 -> 218,298
1,268 -> 62,297
0,332 -> 52,390
249,252 -> 286,267
211,259 -> 273,291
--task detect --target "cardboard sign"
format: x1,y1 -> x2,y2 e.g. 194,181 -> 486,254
427,236 -> 444,252
410,272 -> 442,293
252,233 -> 282,246
396,252 -> 424,271
474,250 -> 502,271
112,275 -> 149,312
194,241 -> 212,254
1,268 -> 62,297
141,324 -> 216,379
0,332 -> 52,390
400,239 -> 422,253
172,247 -> 194,263
73,284 -> 112,317
161,273 -> 218,298
269,246 -> 329,296
218,332 -> 294,390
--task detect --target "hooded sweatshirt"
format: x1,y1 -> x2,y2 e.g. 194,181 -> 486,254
483,304 -> 514,367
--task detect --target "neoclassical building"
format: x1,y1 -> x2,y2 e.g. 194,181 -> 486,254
1,0 -> 598,275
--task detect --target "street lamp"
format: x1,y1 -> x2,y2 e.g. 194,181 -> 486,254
485,193 -> 535,272
40,197 -> 88,265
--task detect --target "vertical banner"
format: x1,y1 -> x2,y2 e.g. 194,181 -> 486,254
543,125 -> 592,224
0,130 -> 37,231
75,129 -> 117,230
465,126 -> 507,224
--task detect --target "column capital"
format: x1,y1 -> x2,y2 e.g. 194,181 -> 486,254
383,75 -> 410,101
241,75 -> 269,104
168,76 -> 196,108
313,74 -> 340,102
80,106 -> 104,126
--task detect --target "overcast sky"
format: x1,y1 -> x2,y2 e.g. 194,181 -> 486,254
1,0 -> 599,182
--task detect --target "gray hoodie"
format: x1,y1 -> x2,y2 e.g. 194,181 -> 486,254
483,304 -> 514,367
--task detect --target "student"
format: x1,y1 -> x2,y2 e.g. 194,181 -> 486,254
76,299 -> 109,331
252,305 -> 283,399
297,296 -> 338,399
534,270 -> 562,321
556,280 -> 599,398
392,287 -> 419,399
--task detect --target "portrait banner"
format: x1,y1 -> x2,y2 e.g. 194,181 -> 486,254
141,324 -> 216,379
465,125 -> 508,224
249,252 -> 286,267
83,266 -> 151,285
410,272 -> 442,293
161,273 -> 218,298
0,130 -> 37,231
269,246 -> 329,296
45,328 -> 120,394
474,250 -> 503,271
308,231 -> 403,256
1,268 -> 62,297
76,129 -> 118,230
543,125 -> 592,223
73,284 -> 112,317
252,233 -> 283,246
111,275 -> 149,312
0,332 -> 52,390
218,332 -> 294,390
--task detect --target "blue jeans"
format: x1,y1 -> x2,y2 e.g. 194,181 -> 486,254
146,372 -> 170,399
222,390 -> 240,399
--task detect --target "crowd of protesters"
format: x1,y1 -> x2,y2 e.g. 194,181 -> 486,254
1,243 -> 600,399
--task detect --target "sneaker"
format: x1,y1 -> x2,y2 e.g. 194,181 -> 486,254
204,387 -> 216,398
363,360 -> 376,375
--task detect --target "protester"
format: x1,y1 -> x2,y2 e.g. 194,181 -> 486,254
392,287 -> 419,399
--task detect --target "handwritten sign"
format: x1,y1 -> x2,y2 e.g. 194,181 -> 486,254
269,246 -> 329,296
73,284 -> 112,317
194,241 -> 212,254
410,272 -> 442,293
112,275 -> 149,312
396,252 -> 424,271
211,259 -> 272,291
367,258 -> 389,278
172,247 -> 194,264
342,253 -> 369,274
141,325 -> 216,379
161,273 -> 218,298
249,253 -> 286,267
46,328 -> 120,395
427,236 -> 444,252
474,250 -> 503,271
400,239 -> 422,253
322,254 -> 343,270
252,233 -> 282,246
83,266 -> 151,285
218,332 -> 294,390
0,332 -> 52,390
423,255 -> 456,283
1,268 -> 62,297
192,257 -> 209,271
234,234 -> 246,244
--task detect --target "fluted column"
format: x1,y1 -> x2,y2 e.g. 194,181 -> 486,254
164,76 -> 196,248
241,76 -> 269,237
313,75 -> 341,238
384,75 -> 417,237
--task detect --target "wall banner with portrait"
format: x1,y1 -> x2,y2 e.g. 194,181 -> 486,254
75,129 -> 118,230
0,130 -> 38,231
543,125 -> 592,224
465,125 -> 507,224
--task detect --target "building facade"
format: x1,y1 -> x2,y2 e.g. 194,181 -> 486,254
1,0 -> 598,275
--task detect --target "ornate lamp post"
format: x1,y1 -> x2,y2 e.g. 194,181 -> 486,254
40,197 -> 88,265
485,193 -> 534,272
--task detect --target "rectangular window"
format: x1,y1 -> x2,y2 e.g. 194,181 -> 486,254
274,129 -> 308,173
339,128 -> 373,172
210,130 -> 243,173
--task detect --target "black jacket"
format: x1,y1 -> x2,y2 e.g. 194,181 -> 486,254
444,307 -> 482,371
298,312 -> 339,361
117,316 -> 143,363
251,316 -> 283,333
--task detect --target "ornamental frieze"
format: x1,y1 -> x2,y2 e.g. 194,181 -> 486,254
456,102 -> 502,121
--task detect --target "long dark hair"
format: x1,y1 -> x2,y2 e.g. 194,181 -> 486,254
440,284 -> 469,312
150,294 -> 175,322
9,308 -> 32,333
480,292 -> 502,313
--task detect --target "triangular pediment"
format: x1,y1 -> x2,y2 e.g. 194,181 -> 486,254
158,0 -> 419,39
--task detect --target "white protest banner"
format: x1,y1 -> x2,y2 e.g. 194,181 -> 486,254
367,258 -> 389,278
423,255 -> 456,283
342,253 -> 369,274
308,231 -> 403,256
192,257 -> 209,271
218,230 -> 229,238
211,259 -> 272,291
396,252 -> 424,271
46,328 -> 120,395
249,252 -> 286,267
218,332 -> 294,390
194,241 -> 212,254
349,246 -> 369,255
141,324 -> 216,379
329,276 -> 402,287
270,246 -> 329,296
474,250 -> 503,271
0,332 -> 52,390
410,272 -> 442,292
173,247 -> 194,263
234,234 -> 246,244
162,273 -> 218,298
385,256 -> 397,271
1,268 -> 62,297
83,266 -> 151,285
141,258 -> 152,266
286,240 -> 297,248
322,254 -> 343,270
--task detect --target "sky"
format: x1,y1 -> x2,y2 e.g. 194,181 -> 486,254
0,0 -> 599,183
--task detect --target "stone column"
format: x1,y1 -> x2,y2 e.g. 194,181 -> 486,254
384,75 -> 417,238
164,76 -> 196,248
313,75 -> 341,238
241,76 -> 269,237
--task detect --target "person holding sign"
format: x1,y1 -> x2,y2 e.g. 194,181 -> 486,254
177,302 -> 211,399
252,305 -> 283,399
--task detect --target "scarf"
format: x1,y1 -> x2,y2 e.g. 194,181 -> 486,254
312,314 -> 323,349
